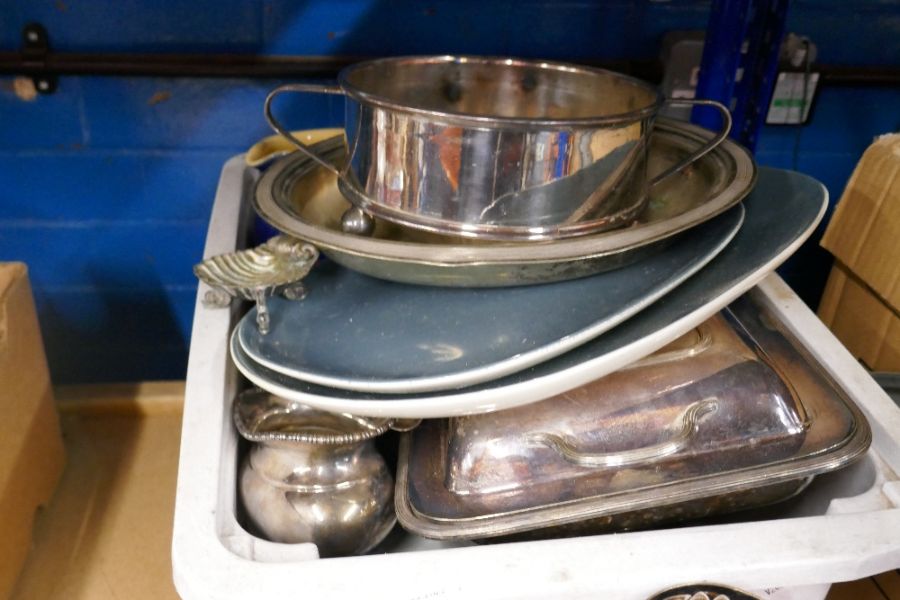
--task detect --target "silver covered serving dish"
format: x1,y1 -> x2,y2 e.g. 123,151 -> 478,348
395,289 -> 871,540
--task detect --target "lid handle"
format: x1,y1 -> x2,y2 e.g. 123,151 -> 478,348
528,398 -> 718,468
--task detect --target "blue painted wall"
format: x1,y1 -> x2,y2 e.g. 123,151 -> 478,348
1,0 -> 899,383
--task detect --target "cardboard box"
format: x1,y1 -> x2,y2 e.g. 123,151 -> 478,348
12,383 -> 182,600
818,262 -> 900,370
0,263 -> 65,598
819,134 -> 900,371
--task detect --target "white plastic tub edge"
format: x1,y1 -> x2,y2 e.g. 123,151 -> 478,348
172,156 -> 900,600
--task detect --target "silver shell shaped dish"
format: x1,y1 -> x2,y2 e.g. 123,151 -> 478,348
193,235 -> 318,334
394,290 -> 871,541
253,119 -> 756,287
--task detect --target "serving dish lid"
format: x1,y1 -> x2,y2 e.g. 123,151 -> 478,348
395,289 -> 871,539
253,119 -> 755,287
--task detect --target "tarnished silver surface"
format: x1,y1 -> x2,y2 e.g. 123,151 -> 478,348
395,290 -> 871,540
264,56 -> 731,240
253,119 -> 756,287
527,397 -> 719,468
234,389 -> 396,557
193,235 -> 318,334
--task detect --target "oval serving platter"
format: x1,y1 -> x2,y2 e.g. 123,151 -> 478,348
237,204 -> 743,394
253,119 -> 756,287
233,167 -> 827,418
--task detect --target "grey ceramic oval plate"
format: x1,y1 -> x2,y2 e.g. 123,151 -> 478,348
238,205 -> 743,393
232,167 -> 828,418
253,119 -> 756,287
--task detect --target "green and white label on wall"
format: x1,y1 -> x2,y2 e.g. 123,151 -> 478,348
766,71 -> 820,125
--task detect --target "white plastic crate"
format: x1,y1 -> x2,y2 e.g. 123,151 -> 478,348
172,156 -> 900,600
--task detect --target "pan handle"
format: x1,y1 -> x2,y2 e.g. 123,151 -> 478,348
264,83 -> 352,184
528,397 -> 718,468
649,99 -> 732,187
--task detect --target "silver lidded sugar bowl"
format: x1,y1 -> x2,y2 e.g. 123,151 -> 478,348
233,388 -> 398,557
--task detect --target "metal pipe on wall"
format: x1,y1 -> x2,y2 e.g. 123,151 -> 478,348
2,50 -> 897,82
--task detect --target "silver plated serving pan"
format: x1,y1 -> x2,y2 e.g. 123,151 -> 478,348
264,56 -> 731,241
395,290 -> 871,540
253,119 -> 755,287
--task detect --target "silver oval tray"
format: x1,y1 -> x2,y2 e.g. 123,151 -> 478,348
253,119 -> 756,287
